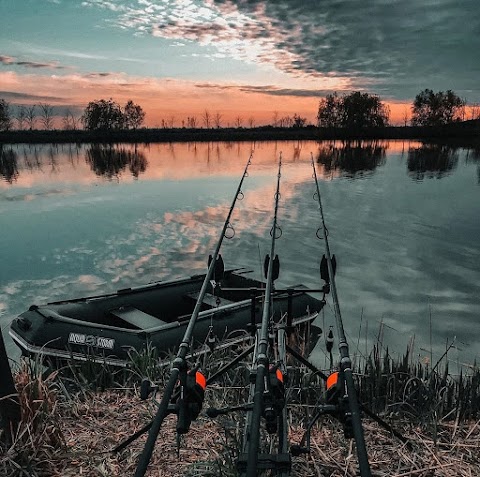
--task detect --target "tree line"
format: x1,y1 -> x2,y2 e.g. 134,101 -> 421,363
1,89 -> 480,133
317,89 -> 478,129
0,99 -> 146,132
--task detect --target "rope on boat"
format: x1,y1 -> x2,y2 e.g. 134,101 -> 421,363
310,152 -> 372,477
133,151 -> 254,477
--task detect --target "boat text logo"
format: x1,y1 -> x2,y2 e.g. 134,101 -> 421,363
68,332 -> 115,350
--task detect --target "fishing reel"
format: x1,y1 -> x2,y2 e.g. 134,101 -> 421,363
139,368 -> 207,435
263,365 -> 286,434
291,369 -> 354,457
325,370 -> 354,439
206,365 -> 286,436
175,369 -> 207,434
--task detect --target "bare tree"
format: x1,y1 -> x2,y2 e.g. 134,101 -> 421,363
15,105 -> 27,130
403,106 -> 409,127
214,111 -> 222,129
235,115 -> 243,128
202,110 -> 211,128
39,103 -> 54,130
26,105 -> 37,130
272,111 -> 279,127
470,103 -> 480,120
61,109 -> 81,130
63,108 -> 73,130
188,116 -> 197,128
248,116 -> 255,128
168,115 -> 175,128
292,113 -> 306,127
71,113 -> 81,130
461,98 -> 467,121
278,116 -> 293,127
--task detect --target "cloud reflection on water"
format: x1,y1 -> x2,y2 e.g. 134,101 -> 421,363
1,140 -> 479,366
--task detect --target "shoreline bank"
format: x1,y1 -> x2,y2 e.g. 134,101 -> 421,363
1,122 -> 479,145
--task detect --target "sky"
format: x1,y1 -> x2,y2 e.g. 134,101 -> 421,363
1,0 -> 480,126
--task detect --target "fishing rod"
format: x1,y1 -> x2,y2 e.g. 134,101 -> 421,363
240,154 -> 285,476
133,152 -> 253,477
310,153 -> 372,477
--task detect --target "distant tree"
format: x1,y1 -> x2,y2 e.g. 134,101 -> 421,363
72,112 -> 81,130
15,105 -> 27,130
26,105 -> 36,130
248,116 -> 255,128
39,103 -> 54,130
188,116 -> 197,128
235,115 -> 243,128
278,116 -> 288,127
402,106 -> 409,127
470,103 -> 480,120
168,115 -> 175,128
0,99 -> 12,131
317,91 -> 389,128
61,108 -> 81,130
461,98 -> 467,121
272,111 -> 279,127
341,92 -> 389,128
123,100 -> 145,130
82,99 -> 124,130
317,92 -> 342,128
278,115 -> 293,127
411,89 -> 465,126
214,112 -> 222,129
292,113 -> 307,128
202,110 -> 211,128
63,108 -> 72,130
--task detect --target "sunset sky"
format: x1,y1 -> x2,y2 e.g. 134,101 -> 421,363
2,0 -> 480,126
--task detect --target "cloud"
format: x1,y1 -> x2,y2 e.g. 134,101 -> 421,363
0,54 -> 66,70
82,0 -> 480,101
195,83 -> 336,98
0,70 -> 409,125
0,56 -> 14,65
84,72 -> 115,78
212,0 -> 480,100
0,90 -> 66,102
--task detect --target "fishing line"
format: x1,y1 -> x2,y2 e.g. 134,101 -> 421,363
310,152 -> 372,477
133,151 -> 254,477
243,153 -> 283,477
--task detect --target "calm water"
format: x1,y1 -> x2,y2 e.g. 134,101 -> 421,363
1,140 -> 479,369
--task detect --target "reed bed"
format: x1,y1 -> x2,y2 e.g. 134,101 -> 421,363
1,339 -> 480,476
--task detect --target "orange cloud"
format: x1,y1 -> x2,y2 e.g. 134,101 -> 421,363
1,71 -> 433,127
0,71 -> 326,126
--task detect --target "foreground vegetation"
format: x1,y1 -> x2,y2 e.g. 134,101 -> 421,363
1,338 -> 480,476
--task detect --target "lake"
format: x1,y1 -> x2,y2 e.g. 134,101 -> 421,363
1,140 -> 479,370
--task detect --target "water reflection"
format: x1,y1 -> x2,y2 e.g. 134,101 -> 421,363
407,144 -> 459,180
0,146 -> 19,183
85,144 -> 148,180
465,146 -> 480,184
1,141 -> 479,187
1,140 -> 480,366
316,141 -> 387,178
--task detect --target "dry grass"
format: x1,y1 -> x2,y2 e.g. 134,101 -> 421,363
1,360 -> 65,476
2,376 -> 480,477
3,387 -> 480,476
2,338 -> 480,476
